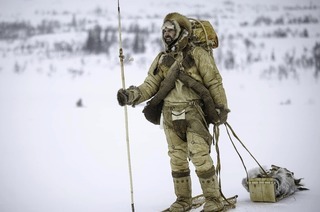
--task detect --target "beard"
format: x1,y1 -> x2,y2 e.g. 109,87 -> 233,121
164,36 -> 174,44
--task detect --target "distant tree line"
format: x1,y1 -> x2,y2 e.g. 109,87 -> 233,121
240,14 -> 319,27
314,42 -> 320,78
260,42 -> 320,80
1,12 -> 320,79
0,14 -> 88,40
83,24 -> 147,55
0,21 -> 34,39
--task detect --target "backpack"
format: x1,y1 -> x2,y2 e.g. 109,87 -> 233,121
189,18 -> 219,53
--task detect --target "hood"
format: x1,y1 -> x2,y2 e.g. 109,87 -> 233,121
162,12 -> 192,52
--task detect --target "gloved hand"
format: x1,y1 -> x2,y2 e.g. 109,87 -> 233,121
117,89 -> 129,106
117,86 -> 141,107
216,108 -> 230,125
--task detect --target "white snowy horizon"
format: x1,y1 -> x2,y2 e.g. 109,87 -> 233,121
0,0 -> 319,211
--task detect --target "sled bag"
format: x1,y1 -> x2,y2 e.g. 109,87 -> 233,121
248,178 -> 277,202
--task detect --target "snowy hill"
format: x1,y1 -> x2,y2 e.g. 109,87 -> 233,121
0,0 -> 319,211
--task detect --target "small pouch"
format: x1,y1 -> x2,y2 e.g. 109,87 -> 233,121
172,109 -> 187,133
172,109 -> 186,121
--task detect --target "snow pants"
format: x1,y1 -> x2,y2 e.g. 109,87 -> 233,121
162,101 -> 214,176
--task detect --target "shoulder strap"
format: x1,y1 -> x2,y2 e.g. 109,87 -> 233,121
181,45 -> 195,70
152,52 -> 166,75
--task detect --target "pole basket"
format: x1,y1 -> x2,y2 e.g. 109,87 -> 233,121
248,178 -> 278,202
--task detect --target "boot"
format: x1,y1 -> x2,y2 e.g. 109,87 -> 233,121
198,169 -> 224,212
169,176 -> 192,212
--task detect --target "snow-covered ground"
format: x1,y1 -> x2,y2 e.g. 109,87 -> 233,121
1,0 -> 320,211
1,55 -> 319,212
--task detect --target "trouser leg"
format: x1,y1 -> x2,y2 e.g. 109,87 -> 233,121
164,127 -> 192,211
186,120 -> 224,211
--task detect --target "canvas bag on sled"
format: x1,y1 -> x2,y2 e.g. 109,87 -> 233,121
248,178 -> 278,202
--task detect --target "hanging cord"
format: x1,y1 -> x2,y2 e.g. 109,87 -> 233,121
213,125 -> 236,208
223,123 -> 249,181
224,122 -> 269,179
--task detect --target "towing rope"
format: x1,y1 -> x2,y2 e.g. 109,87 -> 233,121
213,121 -> 269,207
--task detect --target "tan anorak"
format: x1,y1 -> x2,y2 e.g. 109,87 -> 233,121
135,46 -> 228,110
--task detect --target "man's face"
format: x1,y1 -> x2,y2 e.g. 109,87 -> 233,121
162,21 -> 176,45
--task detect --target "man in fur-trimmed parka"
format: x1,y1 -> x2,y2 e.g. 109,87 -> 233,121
117,12 -> 230,212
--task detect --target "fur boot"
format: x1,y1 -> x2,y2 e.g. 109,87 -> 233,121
197,167 -> 224,212
170,176 -> 192,212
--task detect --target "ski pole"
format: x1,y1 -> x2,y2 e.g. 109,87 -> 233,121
117,0 -> 135,211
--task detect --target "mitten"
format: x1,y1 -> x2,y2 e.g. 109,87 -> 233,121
117,89 -> 129,106
216,108 -> 230,125
117,86 -> 141,106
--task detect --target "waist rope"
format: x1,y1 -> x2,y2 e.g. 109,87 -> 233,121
194,102 -> 208,127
